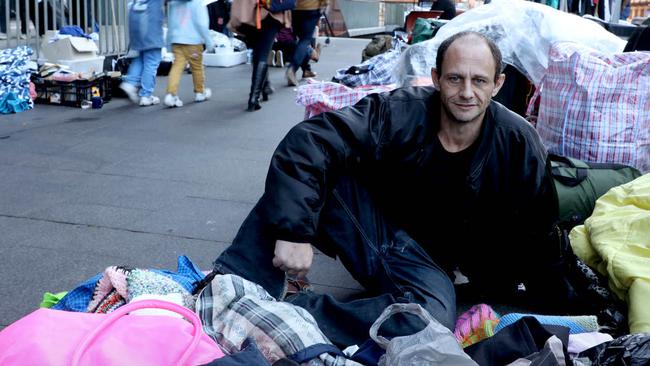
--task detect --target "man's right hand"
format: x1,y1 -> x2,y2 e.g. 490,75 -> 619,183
272,240 -> 314,278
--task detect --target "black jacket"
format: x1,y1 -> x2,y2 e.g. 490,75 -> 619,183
260,87 -> 558,283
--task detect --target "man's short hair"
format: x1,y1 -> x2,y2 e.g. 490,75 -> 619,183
435,31 -> 503,82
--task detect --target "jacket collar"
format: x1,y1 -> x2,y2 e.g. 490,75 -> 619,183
428,90 -> 495,194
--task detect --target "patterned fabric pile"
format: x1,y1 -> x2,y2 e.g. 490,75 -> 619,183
295,81 -> 395,119
0,46 -> 34,114
332,48 -> 402,88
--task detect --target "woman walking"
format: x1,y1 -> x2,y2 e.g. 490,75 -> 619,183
229,0 -> 290,111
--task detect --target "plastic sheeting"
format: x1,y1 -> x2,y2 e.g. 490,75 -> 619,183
395,0 -> 626,87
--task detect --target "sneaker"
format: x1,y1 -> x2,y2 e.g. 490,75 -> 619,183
286,67 -> 298,86
268,50 -> 276,67
139,95 -> 160,106
275,50 -> 285,68
302,70 -> 317,79
119,82 -> 139,104
195,88 -> 212,102
164,93 -> 183,108
0,32 -> 7,40
310,42 -> 322,62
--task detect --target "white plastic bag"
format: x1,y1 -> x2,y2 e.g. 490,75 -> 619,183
395,0 -> 626,86
370,303 -> 478,366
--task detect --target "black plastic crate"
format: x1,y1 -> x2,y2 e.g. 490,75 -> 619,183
31,75 -> 111,108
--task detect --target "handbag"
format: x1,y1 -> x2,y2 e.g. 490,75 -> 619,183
260,0 -> 296,13
0,299 -> 224,366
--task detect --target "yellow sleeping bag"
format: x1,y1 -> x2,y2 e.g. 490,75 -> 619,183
570,173 -> 650,333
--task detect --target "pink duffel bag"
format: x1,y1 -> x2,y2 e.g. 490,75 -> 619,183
0,299 -> 224,365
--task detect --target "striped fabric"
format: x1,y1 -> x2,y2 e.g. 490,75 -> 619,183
532,42 -> 650,173
295,80 -> 395,119
332,48 -> 402,88
196,274 -> 363,366
454,304 -> 500,348
494,313 -> 600,335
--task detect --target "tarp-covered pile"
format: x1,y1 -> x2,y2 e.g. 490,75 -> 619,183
395,0 -> 626,86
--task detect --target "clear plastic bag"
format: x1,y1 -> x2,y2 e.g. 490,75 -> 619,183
369,303 -> 478,366
395,0 -> 626,86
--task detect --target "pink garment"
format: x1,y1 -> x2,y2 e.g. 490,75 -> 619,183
296,80 -> 396,118
454,304 -> 500,348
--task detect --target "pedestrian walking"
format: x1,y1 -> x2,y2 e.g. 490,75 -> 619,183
164,0 -> 215,108
228,0 -> 291,111
285,0 -> 327,85
120,0 -> 165,107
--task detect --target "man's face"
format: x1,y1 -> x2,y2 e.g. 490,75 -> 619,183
431,37 -> 505,125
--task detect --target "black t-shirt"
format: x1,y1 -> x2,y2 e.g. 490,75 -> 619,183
426,133 -> 480,271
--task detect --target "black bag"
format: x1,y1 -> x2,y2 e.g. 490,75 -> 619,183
550,154 -> 642,227
207,0 -> 231,34
260,0 -> 296,13
624,26 -> 650,52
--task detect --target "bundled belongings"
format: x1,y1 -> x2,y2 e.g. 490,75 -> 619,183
52,255 -> 205,312
532,42 -> 650,173
0,46 -> 34,114
550,154 -> 642,227
573,333 -> 650,366
395,0 -> 625,87
296,81 -> 395,118
570,173 -> 650,334
333,43 -> 403,88
196,274 -> 362,366
361,35 -> 394,61
39,30 -> 104,74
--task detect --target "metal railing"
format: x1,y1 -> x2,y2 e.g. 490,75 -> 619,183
1,0 -> 128,59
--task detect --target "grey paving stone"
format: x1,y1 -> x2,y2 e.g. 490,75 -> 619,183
0,38 -> 370,329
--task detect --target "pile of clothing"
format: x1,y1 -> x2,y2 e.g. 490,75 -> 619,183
0,46 -> 34,114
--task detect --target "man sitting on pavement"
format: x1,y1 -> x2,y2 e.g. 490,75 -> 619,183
206,30 -> 569,348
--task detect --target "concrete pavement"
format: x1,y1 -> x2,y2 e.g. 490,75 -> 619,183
0,37 -> 369,328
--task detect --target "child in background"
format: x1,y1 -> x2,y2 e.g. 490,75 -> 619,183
164,0 -> 214,108
120,0 -> 166,106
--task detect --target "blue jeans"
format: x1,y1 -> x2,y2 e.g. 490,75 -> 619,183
290,9 -> 321,72
214,175 -> 456,348
124,48 -> 162,97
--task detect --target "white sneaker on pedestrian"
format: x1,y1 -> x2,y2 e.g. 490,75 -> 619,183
286,67 -> 298,86
268,50 -> 276,67
194,88 -> 212,102
119,82 -> 139,104
275,50 -> 284,68
139,95 -> 160,106
164,93 -> 183,108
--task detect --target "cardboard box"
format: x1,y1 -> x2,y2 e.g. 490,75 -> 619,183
203,50 -> 247,68
57,56 -> 105,74
40,31 -> 99,62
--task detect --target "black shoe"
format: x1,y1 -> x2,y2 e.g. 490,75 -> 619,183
262,79 -> 274,102
247,61 -> 268,112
